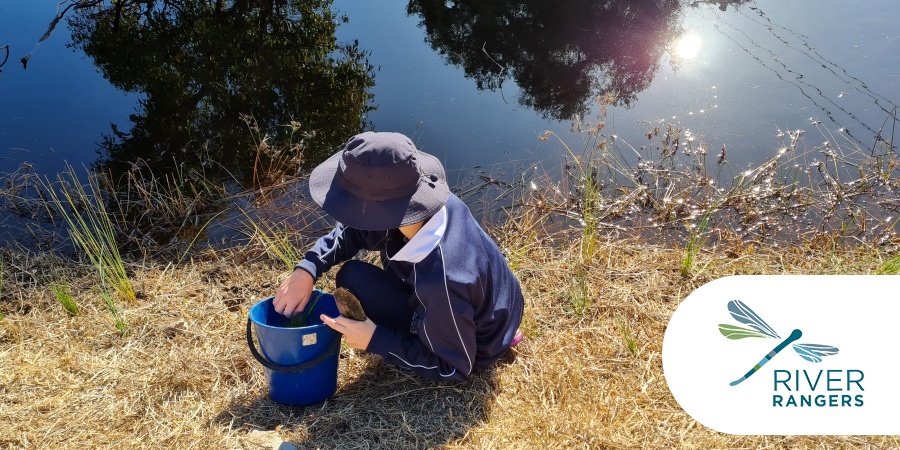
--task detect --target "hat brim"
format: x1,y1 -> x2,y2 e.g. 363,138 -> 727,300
308,149 -> 450,231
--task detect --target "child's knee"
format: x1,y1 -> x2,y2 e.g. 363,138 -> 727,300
335,260 -> 374,289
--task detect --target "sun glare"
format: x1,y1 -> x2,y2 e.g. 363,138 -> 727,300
675,33 -> 702,59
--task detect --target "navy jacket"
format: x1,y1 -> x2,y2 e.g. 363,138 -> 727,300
296,193 -> 524,380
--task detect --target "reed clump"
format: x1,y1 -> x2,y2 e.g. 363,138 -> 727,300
41,166 -> 136,304
51,282 -> 79,316
243,114 -> 312,198
531,112 -> 900,282
239,211 -> 306,272
112,157 -> 228,257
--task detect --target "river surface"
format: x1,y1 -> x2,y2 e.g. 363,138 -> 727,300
1,0 -> 898,191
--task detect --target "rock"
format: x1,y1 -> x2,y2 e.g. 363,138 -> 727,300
240,430 -> 297,450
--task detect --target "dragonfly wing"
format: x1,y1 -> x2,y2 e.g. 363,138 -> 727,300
718,324 -> 771,339
727,300 -> 780,339
793,343 -> 840,363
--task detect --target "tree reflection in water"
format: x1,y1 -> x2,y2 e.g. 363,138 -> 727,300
65,0 -> 375,185
408,0 -> 687,120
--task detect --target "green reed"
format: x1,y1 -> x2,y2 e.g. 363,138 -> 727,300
289,290 -> 323,327
51,282 -> 79,316
100,286 -> 128,335
42,166 -> 136,304
240,210 -> 305,271
618,319 -> 639,357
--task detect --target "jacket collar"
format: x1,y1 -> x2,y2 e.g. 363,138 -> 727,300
389,205 -> 447,263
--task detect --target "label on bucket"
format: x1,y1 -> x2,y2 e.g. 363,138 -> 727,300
302,333 -> 317,346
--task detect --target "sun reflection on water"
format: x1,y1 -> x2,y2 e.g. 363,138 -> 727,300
674,32 -> 702,59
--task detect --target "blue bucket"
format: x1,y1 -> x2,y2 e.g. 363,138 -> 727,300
246,291 -> 341,406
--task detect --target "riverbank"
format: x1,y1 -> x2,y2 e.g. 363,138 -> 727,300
2,193 -> 899,448
3,121 -> 900,448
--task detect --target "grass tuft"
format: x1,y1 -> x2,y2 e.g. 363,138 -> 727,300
51,283 -> 79,316
100,287 -> 128,336
618,319 -> 639,357
681,210 -> 712,278
42,165 -> 135,304
240,211 -> 305,271
877,254 -> 900,274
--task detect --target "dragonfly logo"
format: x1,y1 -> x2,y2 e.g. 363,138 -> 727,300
662,275 -> 899,434
718,300 -> 839,386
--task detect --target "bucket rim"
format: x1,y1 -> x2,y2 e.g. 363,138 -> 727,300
248,293 -> 332,332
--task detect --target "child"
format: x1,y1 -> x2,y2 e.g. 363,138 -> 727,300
273,131 -> 524,381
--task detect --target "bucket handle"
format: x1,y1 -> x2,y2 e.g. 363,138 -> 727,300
246,318 -> 341,373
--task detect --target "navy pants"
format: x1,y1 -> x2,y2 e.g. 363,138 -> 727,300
335,260 -> 415,333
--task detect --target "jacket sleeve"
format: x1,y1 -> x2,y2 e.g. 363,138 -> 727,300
365,276 -> 478,381
294,222 -> 371,280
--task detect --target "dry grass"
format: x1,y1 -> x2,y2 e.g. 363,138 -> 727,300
2,202 -> 899,449
2,115 -> 899,448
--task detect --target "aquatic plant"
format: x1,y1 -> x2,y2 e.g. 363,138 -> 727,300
111,156 -> 227,257
239,211 -> 306,272
42,166 -> 136,304
244,115 -> 311,198
529,109 -> 900,253
288,290 -> 324,328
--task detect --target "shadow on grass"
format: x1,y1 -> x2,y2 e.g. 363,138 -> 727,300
217,352 -> 515,449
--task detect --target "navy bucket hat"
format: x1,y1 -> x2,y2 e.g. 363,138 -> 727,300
308,132 -> 451,231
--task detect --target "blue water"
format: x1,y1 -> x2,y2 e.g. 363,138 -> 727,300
0,1 -> 140,176
329,0 -> 899,183
1,0 -> 898,184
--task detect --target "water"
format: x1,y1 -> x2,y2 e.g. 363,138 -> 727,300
1,0 -> 898,244
0,1 -> 140,176
2,0 -> 897,178
336,0 -> 897,177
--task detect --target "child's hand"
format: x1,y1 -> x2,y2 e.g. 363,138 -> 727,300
321,314 -> 376,351
273,269 -> 314,317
